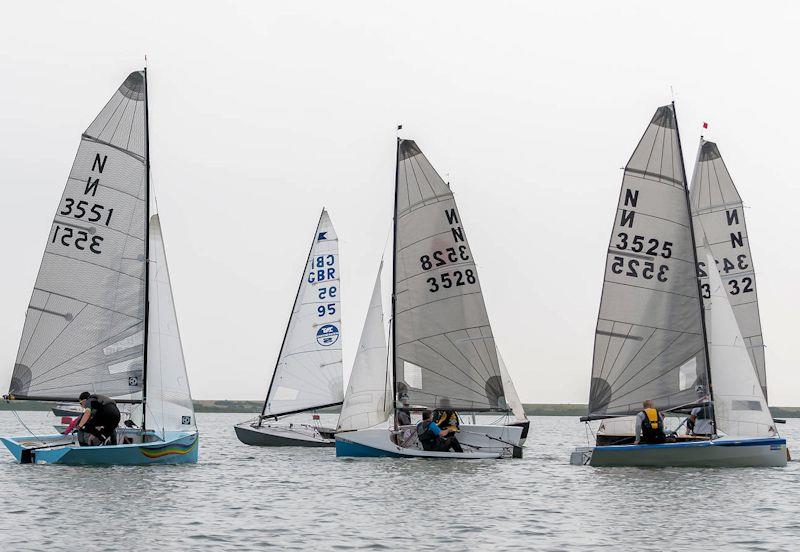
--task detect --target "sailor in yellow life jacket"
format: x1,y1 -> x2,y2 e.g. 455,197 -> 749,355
434,409 -> 460,433
634,400 -> 666,445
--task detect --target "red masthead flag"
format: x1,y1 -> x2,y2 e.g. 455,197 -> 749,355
702,122 -> 708,129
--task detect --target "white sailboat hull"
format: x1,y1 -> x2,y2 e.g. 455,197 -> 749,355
335,424 -> 523,459
234,422 -> 335,447
570,436 -> 787,467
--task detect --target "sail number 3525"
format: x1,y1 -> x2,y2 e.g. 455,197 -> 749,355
611,256 -> 669,282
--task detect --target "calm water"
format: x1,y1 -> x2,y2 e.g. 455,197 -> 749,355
1,411 -> 799,551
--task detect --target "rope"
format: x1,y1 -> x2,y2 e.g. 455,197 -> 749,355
9,407 -> 47,445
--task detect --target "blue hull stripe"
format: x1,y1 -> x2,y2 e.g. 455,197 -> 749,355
594,437 -> 786,452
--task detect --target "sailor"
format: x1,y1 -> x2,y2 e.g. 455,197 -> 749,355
633,400 -> 666,445
416,410 -> 463,453
74,392 -> 121,446
396,396 -> 412,426
434,409 -> 460,434
687,401 -> 714,437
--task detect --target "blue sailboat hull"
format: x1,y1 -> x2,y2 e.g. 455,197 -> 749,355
1,431 -> 199,465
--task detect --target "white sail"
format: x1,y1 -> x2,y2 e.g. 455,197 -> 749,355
690,139 -> 767,400
394,139 -> 506,412
263,210 -> 343,417
705,251 -> 774,438
9,72 -> 147,401
145,213 -> 196,435
337,263 -> 390,431
498,351 -> 526,422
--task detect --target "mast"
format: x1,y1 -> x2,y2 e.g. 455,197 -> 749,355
260,208 -> 327,421
142,67 -> 151,431
672,100 -> 717,432
391,138 -> 400,430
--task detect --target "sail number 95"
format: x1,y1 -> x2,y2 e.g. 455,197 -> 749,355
611,256 -> 668,282
427,269 -> 476,292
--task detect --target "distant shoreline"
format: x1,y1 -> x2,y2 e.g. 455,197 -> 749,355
2,400 -> 799,418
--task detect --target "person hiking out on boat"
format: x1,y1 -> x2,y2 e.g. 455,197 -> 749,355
633,400 -> 666,445
416,410 -> 463,453
74,392 -> 121,446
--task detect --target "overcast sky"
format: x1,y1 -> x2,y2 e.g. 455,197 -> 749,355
1,1 -> 798,405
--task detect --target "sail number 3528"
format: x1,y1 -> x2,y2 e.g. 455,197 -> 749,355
420,246 -> 475,293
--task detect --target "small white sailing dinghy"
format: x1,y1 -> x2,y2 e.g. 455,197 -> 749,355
335,139 -> 527,459
234,209 -> 343,447
1,70 -> 199,465
570,104 -> 785,467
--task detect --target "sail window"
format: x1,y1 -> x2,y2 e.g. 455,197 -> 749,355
404,362 -> 423,389
678,357 -> 697,391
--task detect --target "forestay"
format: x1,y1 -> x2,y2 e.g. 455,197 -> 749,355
393,139 -> 506,412
589,105 -> 708,419
9,72 -> 147,401
263,210 -> 343,417
690,139 -> 767,400
145,213 -> 196,434
705,251 -> 774,437
337,263 -> 390,431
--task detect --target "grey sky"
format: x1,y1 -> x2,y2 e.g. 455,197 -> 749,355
1,2 -> 798,404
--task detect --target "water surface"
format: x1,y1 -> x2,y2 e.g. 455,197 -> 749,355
1,411 -> 798,550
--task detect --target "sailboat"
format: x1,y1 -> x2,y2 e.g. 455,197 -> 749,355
335,139 -> 528,459
1,70 -> 199,465
234,209 -> 343,446
570,104 -> 785,467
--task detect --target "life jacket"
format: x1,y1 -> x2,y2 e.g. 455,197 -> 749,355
416,421 -> 437,450
435,410 -> 459,432
640,408 -> 666,443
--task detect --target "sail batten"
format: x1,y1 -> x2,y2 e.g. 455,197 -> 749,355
589,105 -> 709,418
262,210 -> 344,417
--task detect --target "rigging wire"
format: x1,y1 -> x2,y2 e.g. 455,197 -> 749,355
10,407 -> 46,444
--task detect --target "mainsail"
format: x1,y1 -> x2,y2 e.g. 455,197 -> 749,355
705,251 -> 773,437
9,72 -> 148,402
589,105 -> 709,419
393,139 -> 506,412
690,139 -> 767,400
337,263 -> 390,431
262,210 -> 343,417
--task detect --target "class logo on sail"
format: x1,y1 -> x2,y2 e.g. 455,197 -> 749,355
316,324 -> 339,346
